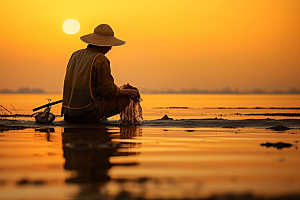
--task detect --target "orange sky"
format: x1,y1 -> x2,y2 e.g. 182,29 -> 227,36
0,0 -> 299,93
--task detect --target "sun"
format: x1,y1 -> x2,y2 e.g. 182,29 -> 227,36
62,19 -> 80,34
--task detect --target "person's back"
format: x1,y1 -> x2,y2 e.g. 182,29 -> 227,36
62,48 -> 103,112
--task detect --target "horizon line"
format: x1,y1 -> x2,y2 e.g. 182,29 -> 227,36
1,87 -> 300,94
1,92 -> 300,95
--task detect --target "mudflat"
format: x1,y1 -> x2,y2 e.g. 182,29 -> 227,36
1,118 -> 300,131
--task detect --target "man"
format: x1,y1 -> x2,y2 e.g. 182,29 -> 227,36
61,24 -> 139,122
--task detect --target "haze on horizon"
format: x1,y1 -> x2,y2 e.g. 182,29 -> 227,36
0,0 -> 299,93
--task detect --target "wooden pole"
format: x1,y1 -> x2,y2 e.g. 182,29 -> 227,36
32,99 -> 63,112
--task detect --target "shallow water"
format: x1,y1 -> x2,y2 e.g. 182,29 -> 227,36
1,94 -> 300,121
0,127 -> 299,199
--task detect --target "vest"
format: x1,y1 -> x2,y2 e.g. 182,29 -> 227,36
62,48 -> 104,110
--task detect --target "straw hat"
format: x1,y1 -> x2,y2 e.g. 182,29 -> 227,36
80,24 -> 125,46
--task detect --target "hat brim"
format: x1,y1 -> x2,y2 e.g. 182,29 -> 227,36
80,33 -> 125,46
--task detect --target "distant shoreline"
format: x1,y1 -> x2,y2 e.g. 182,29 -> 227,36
1,86 -> 300,95
0,88 -> 45,94
1,86 -> 300,94
1,92 -> 300,95
143,90 -> 300,94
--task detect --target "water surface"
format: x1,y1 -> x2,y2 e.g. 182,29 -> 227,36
1,94 -> 299,120
0,127 -> 299,199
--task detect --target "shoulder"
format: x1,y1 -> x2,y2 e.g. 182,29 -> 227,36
69,49 -> 85,59
73,48 -> 86,55
95,53 -> 108,61
94,53 -> 110,66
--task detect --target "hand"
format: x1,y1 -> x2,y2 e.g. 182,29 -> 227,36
120,88 -> 139,100
121,83 -> 133,89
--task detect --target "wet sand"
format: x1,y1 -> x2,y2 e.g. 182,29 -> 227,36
1,118 -> 300,131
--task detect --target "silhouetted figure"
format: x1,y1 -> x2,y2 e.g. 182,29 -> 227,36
61,24 -> 140,122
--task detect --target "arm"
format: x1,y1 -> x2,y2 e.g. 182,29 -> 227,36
95,56 -> 120,98
120,88 -> 139,100
94,56 -> 139,100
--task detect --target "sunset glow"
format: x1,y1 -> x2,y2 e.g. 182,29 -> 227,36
0,0 -> 299,93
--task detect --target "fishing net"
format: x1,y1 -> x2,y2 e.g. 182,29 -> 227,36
117,84 -> 143,126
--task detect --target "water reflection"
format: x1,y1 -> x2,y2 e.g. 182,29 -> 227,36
1,125 -> 300,200
35,128 -> 55,142
119,127 -> 142,148
62,127 -> 141,198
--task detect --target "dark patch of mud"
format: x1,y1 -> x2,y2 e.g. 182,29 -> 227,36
267,125 -> 291,131
205,107 -> 300,110
261,142 -> 293,150
0,124 -> 26,132
185,129 -> 195,132
65,190 -> 300,200
154,107 -> 190,109
1,118 -> 300,131
17,179 -> 45,186
159,114 -> 173,120
144,119 -> 300,129
223,126 -> 237,129
246,113 -> 300,117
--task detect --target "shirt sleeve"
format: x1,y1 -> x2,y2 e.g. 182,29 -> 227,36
92,55 -> 120,98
